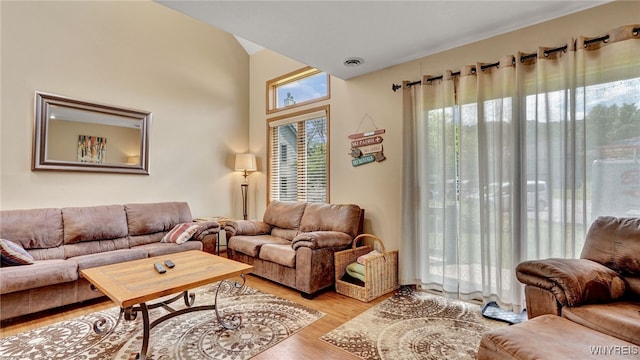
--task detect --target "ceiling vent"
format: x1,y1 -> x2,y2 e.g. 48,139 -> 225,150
343,57 -> 364,67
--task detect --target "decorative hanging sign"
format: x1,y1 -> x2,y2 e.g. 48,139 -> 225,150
348,113 -> 387,167
352,154 -> 376,167
358,144 -> 383,155
348,129 -> 386,140
351,136 -> 383,148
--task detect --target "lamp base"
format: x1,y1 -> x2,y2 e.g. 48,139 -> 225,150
241,183 -> 248,220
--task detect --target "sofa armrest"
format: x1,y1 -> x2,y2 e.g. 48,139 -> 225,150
191,221 -> 221,241
515,258 -> 628,307
292,231 -> 352,250
224,220 -> 272,237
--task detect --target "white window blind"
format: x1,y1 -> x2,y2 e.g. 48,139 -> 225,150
268,108 -> 328,203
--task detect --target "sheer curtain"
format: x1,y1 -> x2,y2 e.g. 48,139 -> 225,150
401,25 -> 640,311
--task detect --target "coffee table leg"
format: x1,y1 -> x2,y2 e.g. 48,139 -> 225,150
92,307 -> 124,336
135,303 -> 151,360
214,274 -> 246,330
183,290 -> 195,306
126,276 -> 248,358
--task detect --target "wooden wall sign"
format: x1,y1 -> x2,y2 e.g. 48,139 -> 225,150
351,136 -> 383,148
348,129 -> 385,139
352,154 -> 376,166
359,144 -> 383,155
348,114 -> 386,167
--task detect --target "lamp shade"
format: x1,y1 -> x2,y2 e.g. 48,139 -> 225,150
234,153 -> 257,172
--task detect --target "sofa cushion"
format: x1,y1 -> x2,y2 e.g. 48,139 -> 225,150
133,241 -> 202,257
299,203 -> 362,238
62,205 -> 128,245
125,202 -> 193,236
478,314 -> 636,360
271,227 -> 299,241
228,235 -> 290,257
263,201 -> 307,230
562,302 -> 640,346
259,244 -> 296,268
581,216 -> 640,275
27,246 -> 66,262
71,248 -> 149,274
63,238 -> 130,259
0,208 -> 63,250
0,239 -> 34,266
0,259 -> 78,294
129,233 -> 164,248
161,223 -> 200,244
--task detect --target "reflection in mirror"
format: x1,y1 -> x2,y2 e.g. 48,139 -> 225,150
33,92 -> 151,174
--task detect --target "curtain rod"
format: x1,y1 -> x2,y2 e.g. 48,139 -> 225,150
392,27 -> 639,92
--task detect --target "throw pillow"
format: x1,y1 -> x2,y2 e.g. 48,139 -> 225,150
0,239 -> 35,266
161,223 -> 200,244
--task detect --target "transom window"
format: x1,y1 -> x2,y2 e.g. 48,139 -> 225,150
266,66 -> 330,113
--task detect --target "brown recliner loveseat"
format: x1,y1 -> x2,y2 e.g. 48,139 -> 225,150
478,216 -> 640,359
225,201 -> 363,298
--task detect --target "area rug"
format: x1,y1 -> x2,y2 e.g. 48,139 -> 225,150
321,287 -> 508,360
0,282 -> 324,359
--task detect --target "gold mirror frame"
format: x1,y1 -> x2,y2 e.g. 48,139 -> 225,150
33,92 -> 151,175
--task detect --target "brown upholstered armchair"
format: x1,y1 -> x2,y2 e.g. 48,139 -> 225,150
515,216 -> 640,346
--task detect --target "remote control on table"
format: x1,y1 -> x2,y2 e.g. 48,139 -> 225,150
164,259 -> 175,268
154,263 -> 167,274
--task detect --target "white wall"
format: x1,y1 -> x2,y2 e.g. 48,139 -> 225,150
0,1 -> 250,218
249,1 -> 640,250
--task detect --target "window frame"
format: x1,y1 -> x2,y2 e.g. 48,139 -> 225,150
266,105 -> 330,204
266,66 -> 330,114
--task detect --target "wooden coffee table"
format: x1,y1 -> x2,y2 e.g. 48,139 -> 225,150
81,250 -> 253,360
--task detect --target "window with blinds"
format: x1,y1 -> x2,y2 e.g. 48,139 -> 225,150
268,106 -> 329,203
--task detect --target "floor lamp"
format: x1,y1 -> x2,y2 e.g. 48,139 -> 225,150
234,153 -> 256,220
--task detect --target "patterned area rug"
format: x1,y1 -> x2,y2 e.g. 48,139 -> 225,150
321,287 -> 508,360
0,282 -> 324,359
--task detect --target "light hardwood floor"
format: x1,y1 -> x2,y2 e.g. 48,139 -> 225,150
0,273 -> 394,359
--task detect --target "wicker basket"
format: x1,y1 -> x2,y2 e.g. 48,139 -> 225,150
334,234 -> 399,302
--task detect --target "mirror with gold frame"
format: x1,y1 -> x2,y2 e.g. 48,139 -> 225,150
33,92 -> 151,175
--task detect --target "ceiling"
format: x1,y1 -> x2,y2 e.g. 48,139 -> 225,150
156,1 -> 611,80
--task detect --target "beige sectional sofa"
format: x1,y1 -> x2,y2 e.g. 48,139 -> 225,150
225,200 -> 363,298
0,201 -> 219,321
